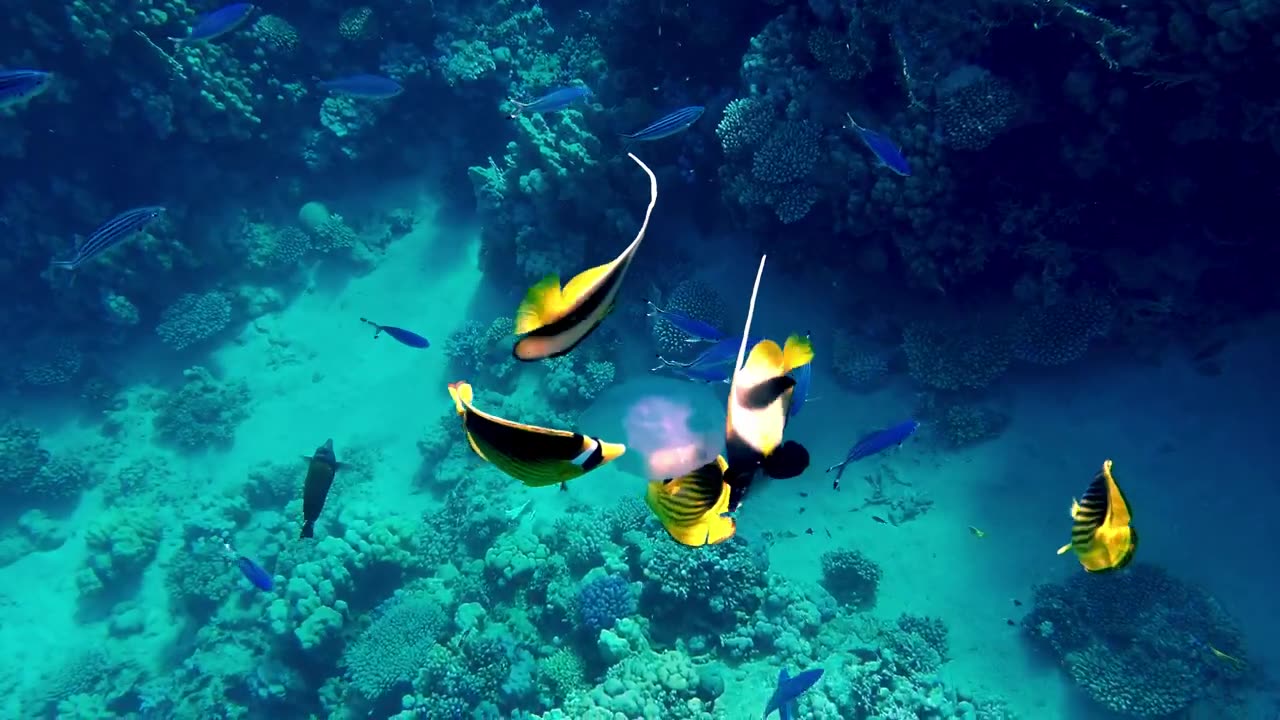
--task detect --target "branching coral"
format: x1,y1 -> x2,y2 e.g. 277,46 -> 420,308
154,366 -> 251,449
902,320 -> 1012,391
1011,295 -> 1113,366
343,591 -> 450,702
576,575 -> 637,632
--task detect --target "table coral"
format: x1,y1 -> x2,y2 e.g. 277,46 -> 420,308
155,291 -> 233,350
937,65 -> 1023,151
901,320 -> 1012,391
1011,295 -> 1113,366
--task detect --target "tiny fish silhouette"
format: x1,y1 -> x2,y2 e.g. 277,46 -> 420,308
1006,618 -> 1016,627
360,317 -> 429,348
1012,599 -> 1023,606
804,528 -> 813,535
871,515 -> 888,524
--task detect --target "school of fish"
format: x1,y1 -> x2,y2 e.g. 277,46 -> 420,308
3,2 -> 1160,710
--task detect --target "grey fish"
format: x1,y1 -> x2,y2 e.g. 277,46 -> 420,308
169,3 -> 256,45
0,70 -> 52,109
51,206 -> 165,272
623,106 -> 704,142
319,75 -> 403,99
508,86 -> 591,118
300,438 -> 342,539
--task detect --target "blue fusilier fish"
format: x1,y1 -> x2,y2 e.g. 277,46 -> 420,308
786,332 -> 813,419
651,354 -> 733,384
359,317 -> 429,348
623,106 -> 705,142
508,86 -> 591,119
0,70 -> 53,109
319,75 -> 404,99
300,439 -> 342,539
646,299 -> 726,343
169,3 -> 256,45
826,419 -> 920,489
51,206 -> 165,272
764,667 -> 824,719
651,335 -> 766,384
223,543 -> 273,592
846,113 -> 911,176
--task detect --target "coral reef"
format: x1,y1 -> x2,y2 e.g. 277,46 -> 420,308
153,366 -> 252,449
820,549 -> 883,609
1023,563 -> 1251,717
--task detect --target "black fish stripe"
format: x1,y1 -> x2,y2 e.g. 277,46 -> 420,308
627,107 -> 702,139
519,257 -> 630,357
464,409 -> 587,462
81,209 -> 155,258
655,464 -> 722,523
74,208 -> 162,265
1071,471 -> 1111,542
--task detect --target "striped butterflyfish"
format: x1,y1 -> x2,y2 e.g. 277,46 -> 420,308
512,153 -> 658,361
645,455 -> 735,546
1056,459 -> 1137,572
447,381 -> 625,487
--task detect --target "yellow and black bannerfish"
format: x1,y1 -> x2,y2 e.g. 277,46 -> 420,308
512,153 -> 659,361
645,455 -> 736,546
725,334 -> 814,462
447,381 -> 625,487
1056,459 -> 1137,572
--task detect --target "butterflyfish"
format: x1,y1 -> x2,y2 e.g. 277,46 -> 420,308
645,455 -> 736,546
447,380 -> 625,487
720,256 -> 813,510
512,153 -> 658,361
1056,459 -> 1138,572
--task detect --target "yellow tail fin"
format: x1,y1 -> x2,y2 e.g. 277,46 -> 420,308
781,334 -> 814,372
515,275 -> 564,334
447,381 -> 473,415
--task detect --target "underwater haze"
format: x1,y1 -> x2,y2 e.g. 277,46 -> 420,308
2,0 -> 1279,718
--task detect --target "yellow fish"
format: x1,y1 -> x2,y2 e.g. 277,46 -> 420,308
969,526 -> 986,538
645,455 -> 736,547
725,334 -> 813,463
1056,459 -> 1138,572
512,153 -> 659,361
1208,644 -> 1246,670
447,381 -> 625,487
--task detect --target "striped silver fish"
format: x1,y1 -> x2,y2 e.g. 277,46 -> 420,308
52,206 -> 165,271
623,106 -> 705,142
0,70 -> 52,109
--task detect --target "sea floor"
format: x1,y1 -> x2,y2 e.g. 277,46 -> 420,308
2,196 -> 1277,719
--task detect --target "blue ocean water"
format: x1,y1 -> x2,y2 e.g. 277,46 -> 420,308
2,1 -> 1278,718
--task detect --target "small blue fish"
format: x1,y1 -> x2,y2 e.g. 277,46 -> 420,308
660,335 -> 764,370
826,419 -> 920,485
320,75 -> 403,99
224,543 -> 273,591
360,317 -> 429,348
646,299 -> 726,343
0,70 -> 52,109
623,106 -> 705,142
787,333 -> 813,419
846,113 -> 911,176
170,3 -> 256,45
508,86 -> 591,118
51,206 -> 165,272
764,666 -> 824,720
